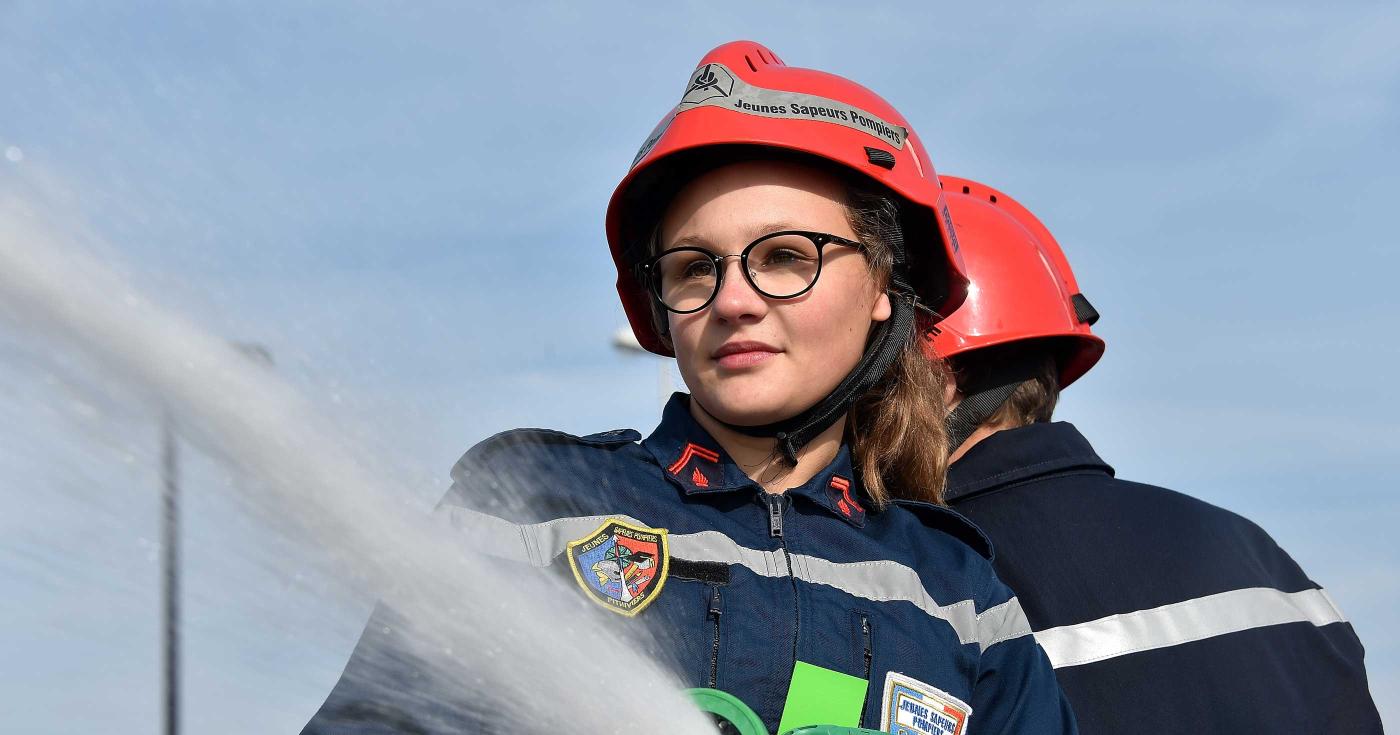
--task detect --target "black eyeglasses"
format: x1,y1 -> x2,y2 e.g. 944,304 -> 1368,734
640,230 -> 864,314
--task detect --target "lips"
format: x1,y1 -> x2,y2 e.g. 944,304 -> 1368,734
711,340 -> 782,369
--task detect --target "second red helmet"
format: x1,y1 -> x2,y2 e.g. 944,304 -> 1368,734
927,176 -> 1104,388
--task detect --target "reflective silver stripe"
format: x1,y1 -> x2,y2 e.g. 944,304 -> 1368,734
1034,587 -> 1349,669
788,552 -> 1030,650
437,507 -> 1030,651
438,509 -> 645,567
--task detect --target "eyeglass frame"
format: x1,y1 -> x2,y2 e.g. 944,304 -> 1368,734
638,229 -> 866,315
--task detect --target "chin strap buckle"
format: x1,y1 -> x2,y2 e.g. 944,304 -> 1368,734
908,293 -> 943,337
774,432 -> 798,466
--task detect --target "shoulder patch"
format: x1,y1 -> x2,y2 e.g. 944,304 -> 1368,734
567,518 -> 669,616
891,500 -> 995,561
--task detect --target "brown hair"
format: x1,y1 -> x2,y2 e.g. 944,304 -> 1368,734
950,344 -> 1061,428
843,186 -> 951,507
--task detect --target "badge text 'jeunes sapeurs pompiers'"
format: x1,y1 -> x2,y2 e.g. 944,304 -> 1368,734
567,519 -> 670,617
881,671 -> 972,735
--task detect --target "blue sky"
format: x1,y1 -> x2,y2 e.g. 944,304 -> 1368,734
2,1 -> 1397,731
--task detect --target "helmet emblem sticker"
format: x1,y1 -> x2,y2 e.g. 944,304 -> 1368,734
567,518 -> 670,617
673,62 -> 908,150
681,63 -> 735,105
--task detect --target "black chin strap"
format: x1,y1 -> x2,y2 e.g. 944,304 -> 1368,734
945,359 -> 1042,452
703,294 -> 916,463
945,383 -> 1020,453
698,214 -> 919,465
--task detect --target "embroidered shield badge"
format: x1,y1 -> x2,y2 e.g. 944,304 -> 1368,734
567,518 -> 670,617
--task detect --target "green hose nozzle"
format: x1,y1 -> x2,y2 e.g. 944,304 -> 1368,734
686,688 -> 885,735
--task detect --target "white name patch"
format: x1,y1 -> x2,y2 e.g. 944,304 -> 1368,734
880,671 -> 971,735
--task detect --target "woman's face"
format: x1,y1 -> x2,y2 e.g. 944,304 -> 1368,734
659,159 -> 891,427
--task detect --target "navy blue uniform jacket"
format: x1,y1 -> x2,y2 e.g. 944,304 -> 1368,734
304,396 -> 1076,734
946,422 -> 1381,733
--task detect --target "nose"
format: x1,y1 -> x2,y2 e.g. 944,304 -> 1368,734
709,255 -> 768,323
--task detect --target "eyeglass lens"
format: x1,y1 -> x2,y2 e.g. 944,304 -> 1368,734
653,233 -> 824,312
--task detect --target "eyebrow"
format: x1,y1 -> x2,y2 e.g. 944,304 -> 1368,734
662,221 -> 805,252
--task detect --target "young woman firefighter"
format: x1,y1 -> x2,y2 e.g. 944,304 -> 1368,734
303,42 -> 1076,735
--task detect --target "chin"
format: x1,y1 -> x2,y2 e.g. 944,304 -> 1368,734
694,382 -> 805,428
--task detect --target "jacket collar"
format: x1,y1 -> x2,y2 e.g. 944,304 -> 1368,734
945,422 -> 1113,503
642,393 -> 870,527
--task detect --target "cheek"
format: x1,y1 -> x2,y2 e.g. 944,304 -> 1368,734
794,274 -> 878,346
813,299 -> 871,349
667,313 -> 706,365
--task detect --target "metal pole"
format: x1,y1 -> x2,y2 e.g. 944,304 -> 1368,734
612,326 -> 671,407
160,412 -> 180,735
657,359 -> 671,405
158,341 -> 270,735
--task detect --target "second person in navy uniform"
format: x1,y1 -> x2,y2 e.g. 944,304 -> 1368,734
927,176 -> 1382,734
303,41 -> 1077,734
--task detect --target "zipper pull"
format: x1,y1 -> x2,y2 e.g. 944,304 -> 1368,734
709,587 -> 723,618
765,493 -> 785,538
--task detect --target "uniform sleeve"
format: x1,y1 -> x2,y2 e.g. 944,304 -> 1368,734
437,428 -> 598,523
969,581 -> 1078,734
302,435 -> 555,734
300,605 -> 488,735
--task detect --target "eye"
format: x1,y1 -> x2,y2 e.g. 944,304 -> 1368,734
679,258 -> 715,280
761,247 -> 815,267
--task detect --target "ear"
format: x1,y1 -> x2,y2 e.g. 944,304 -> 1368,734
871,290 -> 892,322
943,376 -> 960,414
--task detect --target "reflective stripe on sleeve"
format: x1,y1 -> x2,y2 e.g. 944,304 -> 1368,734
1034,586 -> 1348,669
437,507 -> 1031,651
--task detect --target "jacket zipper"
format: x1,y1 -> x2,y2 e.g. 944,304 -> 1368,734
860,614 -> 873,680
707,586 -> 723,688
762,493 -> 801,663
859,613 -> 873,726
766,492 -> 784,537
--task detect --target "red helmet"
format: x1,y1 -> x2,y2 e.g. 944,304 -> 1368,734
606,40 -> 968,357
927,176 -> 1104,388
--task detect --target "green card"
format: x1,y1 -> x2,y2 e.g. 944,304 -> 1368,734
776,660 -> 870,732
